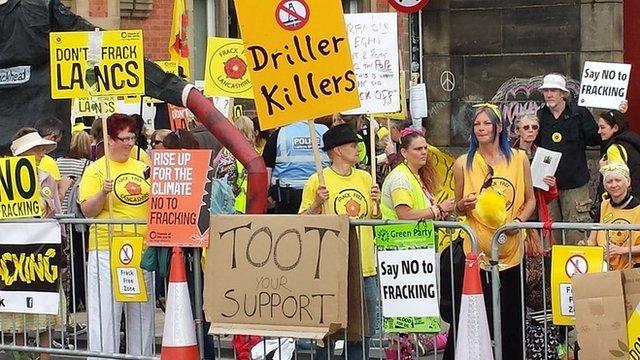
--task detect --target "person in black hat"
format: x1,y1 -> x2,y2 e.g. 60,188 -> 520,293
299,123 -> 380,360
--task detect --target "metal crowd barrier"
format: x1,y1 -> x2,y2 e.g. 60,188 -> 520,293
207,219 -> 479,360
0,217 -> 478,360
0,217 -> 158,360
490,221 -> 640,360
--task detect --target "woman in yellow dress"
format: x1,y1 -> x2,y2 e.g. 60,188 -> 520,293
450,103 -> 535,360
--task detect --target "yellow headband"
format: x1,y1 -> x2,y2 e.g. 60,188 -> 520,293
473,102 -> 502,120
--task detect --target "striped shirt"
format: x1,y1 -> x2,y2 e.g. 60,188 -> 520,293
56,157 -> 90,213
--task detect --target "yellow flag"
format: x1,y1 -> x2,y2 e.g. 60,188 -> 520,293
428,145 -> 460,249
168,0 -> 190,79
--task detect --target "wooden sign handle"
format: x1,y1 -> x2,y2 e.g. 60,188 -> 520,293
308,119 -> 326,214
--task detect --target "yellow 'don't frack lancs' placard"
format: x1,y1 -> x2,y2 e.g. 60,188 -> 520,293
49,30 -> 145,99
204,37 -> 254,99
110,236 -> 148,302
73,96 -> 117,117
551,245 -> 604,325
234,0 -> 360,130
0,156 -> 43,220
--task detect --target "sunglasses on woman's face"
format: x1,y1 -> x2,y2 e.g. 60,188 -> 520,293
521,124 -> 539,131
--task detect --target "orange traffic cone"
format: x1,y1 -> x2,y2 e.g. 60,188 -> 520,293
161,247 -> 199,359
455,252 -> 493,360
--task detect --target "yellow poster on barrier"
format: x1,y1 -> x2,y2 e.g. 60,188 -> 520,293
50,30 -> 145,99
551,245 -> 604,325
0,156 -> 43,220
234,0 -> 360,130
204,37 -> 253,99
110,237 -> 148,302
73,96 -> 117,117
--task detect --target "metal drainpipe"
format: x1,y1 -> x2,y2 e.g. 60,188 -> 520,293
185,88 -> 268,214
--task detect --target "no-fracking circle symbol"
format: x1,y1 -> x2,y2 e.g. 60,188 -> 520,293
120,244 -> 133,265
565,255 -> 588,278
275,0 -> 309,31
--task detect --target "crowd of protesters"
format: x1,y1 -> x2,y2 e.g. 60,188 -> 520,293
5,72 -> 639,360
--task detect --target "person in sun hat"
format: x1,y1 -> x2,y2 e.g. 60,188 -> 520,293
299,122 -> 381,360
7,128 -> 65,360
11,128 -> 63,217
535,73 -> 599,244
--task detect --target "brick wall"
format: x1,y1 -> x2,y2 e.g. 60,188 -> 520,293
121,0 -> 174,60
89,0 -> 108,17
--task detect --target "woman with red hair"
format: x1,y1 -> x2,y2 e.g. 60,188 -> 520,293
78,113 -> 154,358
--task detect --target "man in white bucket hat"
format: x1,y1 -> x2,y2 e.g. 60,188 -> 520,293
536,73 -> 599,244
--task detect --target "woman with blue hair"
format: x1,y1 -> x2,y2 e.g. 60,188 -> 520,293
446,103 -> 536,359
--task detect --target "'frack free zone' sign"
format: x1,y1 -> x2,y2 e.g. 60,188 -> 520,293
49,30 -> 145,98
234,0 -> 360,130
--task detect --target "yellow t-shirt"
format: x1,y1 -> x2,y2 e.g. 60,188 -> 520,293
39,155 -> 61,181
78,157 -> 150,251
381,169 -> 432,214
596,199 -> 640,270
461,150 -> 527,269
130,146 -> 150,164
606,144 -> 627,164
299,167 -> 376,276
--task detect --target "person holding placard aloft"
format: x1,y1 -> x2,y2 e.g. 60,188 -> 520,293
78,114 -> 154,358
299,123 -> 380,360
536,73 -> 599,244
595,108 -> 640,203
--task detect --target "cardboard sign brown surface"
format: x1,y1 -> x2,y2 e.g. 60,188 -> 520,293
573,271 -> 627,360
204,215 -> 350,339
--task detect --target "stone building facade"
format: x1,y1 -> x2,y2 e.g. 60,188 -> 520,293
65,0 -> 630,146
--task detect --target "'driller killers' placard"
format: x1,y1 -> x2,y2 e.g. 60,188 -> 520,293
234,0 -> 360,130
204,215 -> 350,338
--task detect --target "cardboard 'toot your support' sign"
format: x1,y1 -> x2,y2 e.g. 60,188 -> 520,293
234,0 -> 360,130
204,215 -> 350,339
49,30 -> 145,99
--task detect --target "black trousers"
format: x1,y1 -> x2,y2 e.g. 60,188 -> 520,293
274,187 -> 303,214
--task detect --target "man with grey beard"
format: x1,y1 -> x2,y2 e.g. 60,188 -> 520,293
536,73 -> 599,244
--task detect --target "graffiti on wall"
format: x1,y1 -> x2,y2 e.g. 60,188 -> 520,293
491,76 -> 581,132
451,75 -> 581,143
